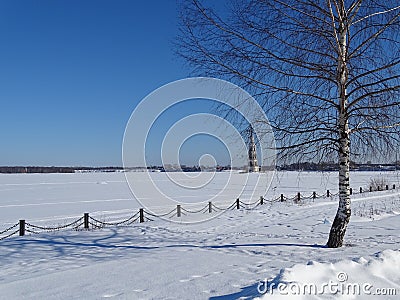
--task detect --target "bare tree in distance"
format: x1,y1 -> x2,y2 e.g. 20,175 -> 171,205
177,0 -> 400,247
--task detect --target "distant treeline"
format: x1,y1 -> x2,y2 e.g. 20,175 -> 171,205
0,166 -> 123,174
279,162 -> 399,171
278,162 -> 338,171
1,163 -> 398,174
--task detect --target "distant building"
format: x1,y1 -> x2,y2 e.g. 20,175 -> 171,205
248,127 -> 259,172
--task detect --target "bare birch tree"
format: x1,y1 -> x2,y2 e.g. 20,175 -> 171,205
177,0 -> 400,247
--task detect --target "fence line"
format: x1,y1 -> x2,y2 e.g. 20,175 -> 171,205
0,183 -> 398,240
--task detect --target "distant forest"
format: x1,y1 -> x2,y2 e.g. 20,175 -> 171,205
0,166 -> 123,174
0,163 -> 399,174
279,162 -> 399,171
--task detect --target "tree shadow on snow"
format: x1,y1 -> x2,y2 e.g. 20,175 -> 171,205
206,243 -> 325,249
0,228 -> 325,266
209,265 -> 291,300
209,282 -> 261,300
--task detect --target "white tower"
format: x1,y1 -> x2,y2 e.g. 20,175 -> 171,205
248,127 -> 259,172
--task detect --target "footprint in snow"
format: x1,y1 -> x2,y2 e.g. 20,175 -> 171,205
179,274 -> 208,283
102,292 -> 123,298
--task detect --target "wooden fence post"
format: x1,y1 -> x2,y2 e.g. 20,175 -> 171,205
313,191 -> 316,201
260,196 -> 263,205
378,185 -> 381,191
139,208 -> 144,223
297,192 -> 301,203
236,198 -> 240,209
177,205 -> 181,217
84,213 -> 89,229
350,188 -> 352,195
393,184 -> 396,190
208,202 -> 212,213
327,190 -> 330,197
280,194 -> 284,202
19,220 -> 25,236
360,187 -> 363,193
386,185 -> 389,190
370,186 -> 373,192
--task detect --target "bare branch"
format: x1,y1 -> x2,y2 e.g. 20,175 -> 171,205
352,5 -> 400,24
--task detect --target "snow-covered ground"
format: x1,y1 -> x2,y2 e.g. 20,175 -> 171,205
1,171 -> 399,224
0,171 -> 399,299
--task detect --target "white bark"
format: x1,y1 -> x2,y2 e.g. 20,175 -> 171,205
327,2 -> 351,248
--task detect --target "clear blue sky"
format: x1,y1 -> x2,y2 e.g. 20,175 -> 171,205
0,0 -> 212,166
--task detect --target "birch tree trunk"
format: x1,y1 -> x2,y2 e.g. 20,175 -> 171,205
327,3 -> 351,248
327,114 -> 351,247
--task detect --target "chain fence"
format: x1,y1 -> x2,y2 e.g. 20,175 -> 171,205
0,183 -> 398,241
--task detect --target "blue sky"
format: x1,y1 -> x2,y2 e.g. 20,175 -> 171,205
0,0 -> 210,166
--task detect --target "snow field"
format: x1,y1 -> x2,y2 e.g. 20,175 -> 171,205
0,171 -> 399,299
0,171 -> 399,225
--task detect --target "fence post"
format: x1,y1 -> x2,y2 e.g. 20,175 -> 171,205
370,186 -> 373,192
208,202 -> 212,213
393,184 -> 396,190
236,198 -> 240,209
260,196 -> 263,205
378,185 -> 381,191
313,191 -> 316,201
297,192 -> 301,203
139,208 -> 144,223
19,220 -> 25,236
177,205 -> 181,217
84,213 -> 89,229
280,194 -> 284,202
360,187 -> 362,193
350,188 -> 352,195
327,190 -> 330,197
386,184 -> 389,190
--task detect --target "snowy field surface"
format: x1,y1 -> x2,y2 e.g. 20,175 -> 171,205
0,171 -> 399,299
1,171 -> 399,224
